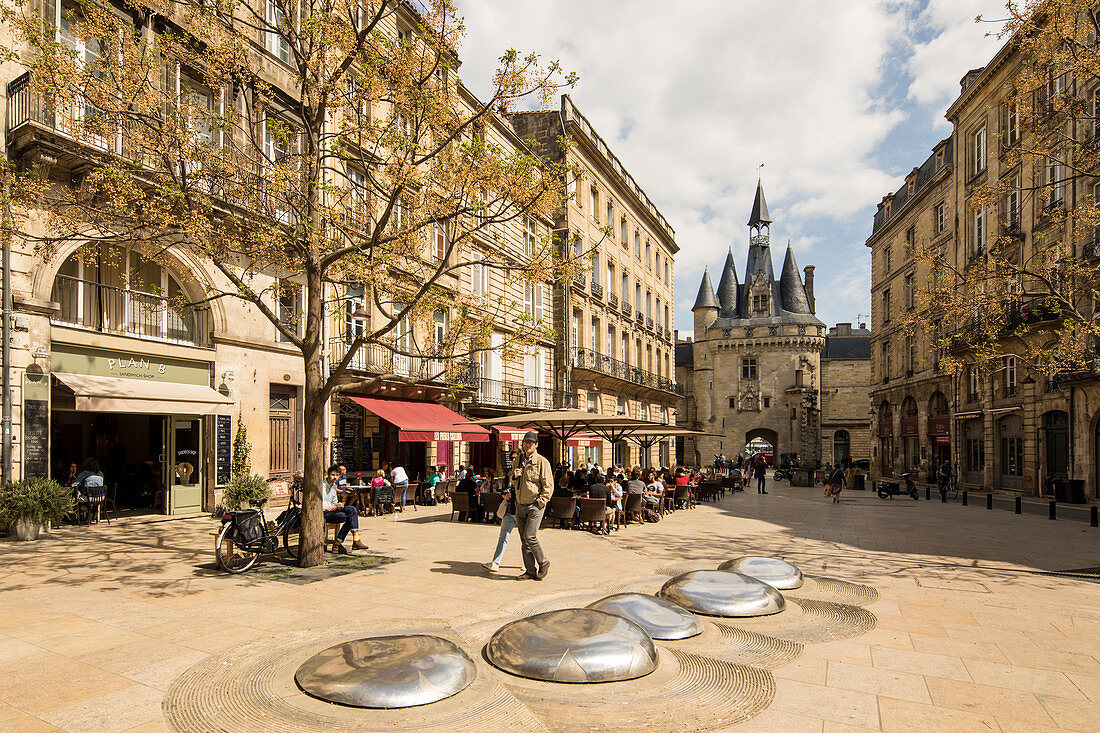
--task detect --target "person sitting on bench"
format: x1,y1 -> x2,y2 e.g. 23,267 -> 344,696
323,464 -> 366,552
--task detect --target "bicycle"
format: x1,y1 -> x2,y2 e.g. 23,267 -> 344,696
215,478 -> 303,574
938,477 -> 959,501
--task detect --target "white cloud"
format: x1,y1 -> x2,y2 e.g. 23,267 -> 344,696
453,0 -> 1005,332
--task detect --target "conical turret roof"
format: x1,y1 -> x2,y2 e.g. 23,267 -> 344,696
716,249 -> 739,318
748,180 -> 772,227
779,243 -> 812,314
692,268 -> 719,310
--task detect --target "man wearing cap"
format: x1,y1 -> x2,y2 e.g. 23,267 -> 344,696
513,430 -> 553,580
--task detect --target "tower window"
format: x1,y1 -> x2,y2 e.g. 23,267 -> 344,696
741,357 -> 757,380
752,294 -> 768,313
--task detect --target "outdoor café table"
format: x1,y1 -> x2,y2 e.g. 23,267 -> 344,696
340,485 -> 370,512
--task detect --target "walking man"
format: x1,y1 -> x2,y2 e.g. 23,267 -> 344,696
753,456 -> 768,494
513,431 -> 553,581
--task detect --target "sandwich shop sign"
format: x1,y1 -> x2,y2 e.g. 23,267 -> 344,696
51,344 -> 212,386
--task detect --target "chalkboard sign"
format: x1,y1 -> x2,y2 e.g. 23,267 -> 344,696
371,433 -> 382,452
215,415 -> 231,486
23,399 -> 49,479
331,437 -> 355,469
359,438 -> 374,471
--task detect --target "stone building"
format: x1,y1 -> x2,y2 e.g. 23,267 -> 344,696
820,323 -> 873,466
509,96 -> 680,468
868,33 -> 1100,501
865,139 -> 954,481
1,2 -> 563,511
680,183 -> 830,466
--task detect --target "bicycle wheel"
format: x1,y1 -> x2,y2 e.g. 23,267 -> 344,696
282,514 -> 301,562
215,522 -> 258,574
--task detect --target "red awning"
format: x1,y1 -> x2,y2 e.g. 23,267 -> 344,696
494,426 -> 529,442
347,396 -> 490,442
566,433 -> 602,448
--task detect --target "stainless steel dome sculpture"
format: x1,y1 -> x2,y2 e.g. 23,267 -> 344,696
295,635 -> 476,708
717,556 -> 804,590
659,570 -> 786,617
586,593 -> 705,640
486,608 -> 658,683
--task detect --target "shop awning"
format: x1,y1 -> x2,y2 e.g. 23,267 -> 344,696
566,433 -> 602,447
53,372 -> 233,415
348,396 -> 490,442
494,426 -> 530,442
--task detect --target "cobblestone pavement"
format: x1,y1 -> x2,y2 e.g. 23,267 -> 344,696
0,481 -> 1097,732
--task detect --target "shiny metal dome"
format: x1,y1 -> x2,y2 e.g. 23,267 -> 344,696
658,570 -> 786,617
486,608 -> 658,683
586,593 -> 704,640
717,556 -> 804,590
295,635 -> 476,708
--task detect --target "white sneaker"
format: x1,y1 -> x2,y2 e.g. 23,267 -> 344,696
483,562 -> 499,572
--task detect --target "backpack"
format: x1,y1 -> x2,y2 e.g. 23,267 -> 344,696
643,506 -> 661,523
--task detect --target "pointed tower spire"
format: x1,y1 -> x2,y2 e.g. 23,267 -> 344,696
692,268 -> 719,310
716,248 -> 739,318
748,179 -> 773,228
779,242 -> 813,314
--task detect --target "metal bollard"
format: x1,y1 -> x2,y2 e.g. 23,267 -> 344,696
1049,500 -> 1056,520
941,489 -> 947,503
925,486 -> 930,501
986,493 -> 993,510
962,490 -> 968,506
1092,506 -> 1098,527
1015,496 -> 1022,514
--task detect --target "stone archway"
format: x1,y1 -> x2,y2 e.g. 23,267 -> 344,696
745,427 -> 779,465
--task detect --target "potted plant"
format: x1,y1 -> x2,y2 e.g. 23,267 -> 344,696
0,478 -> 75,541
221,474 -> 272,510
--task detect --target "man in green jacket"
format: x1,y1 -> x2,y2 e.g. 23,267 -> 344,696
513,430 -> 553,580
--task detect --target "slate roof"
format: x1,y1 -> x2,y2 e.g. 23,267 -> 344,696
675,341 -> 694,367
823,335 -> 872,359
691,268 -> 719,310
871,137 -> 952,235
748,179 -> 772,227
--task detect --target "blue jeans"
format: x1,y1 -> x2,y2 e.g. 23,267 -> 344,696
395,481 -> 409,509
324,506 -> 358,540
491,511 -> 517,565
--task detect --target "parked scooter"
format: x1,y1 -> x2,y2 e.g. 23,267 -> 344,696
877,471 -> 919,500
773,467 -> 793,482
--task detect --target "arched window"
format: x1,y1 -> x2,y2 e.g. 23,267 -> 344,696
929,391 -> 948,415
880,400 -> 892,420
833,430 -> 851,464
902,396 -> 918,416
52,246 -> 209,346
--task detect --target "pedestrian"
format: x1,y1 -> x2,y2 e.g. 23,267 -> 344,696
484,478 -> 518,572
753,457 -> 767,494
512,431 -> 553,581
827,465 -> 845,503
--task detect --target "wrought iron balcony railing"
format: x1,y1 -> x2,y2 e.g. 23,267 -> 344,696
328,338 -> 477,386
51,275 -> 212,348
608,292 -> 618,309
573,347 -> 684,395
622,302 -> 632,317
590,281 -> 604,299
472,377 -> 558,410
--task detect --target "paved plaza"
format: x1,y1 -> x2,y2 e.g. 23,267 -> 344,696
1,480 -> 1098,732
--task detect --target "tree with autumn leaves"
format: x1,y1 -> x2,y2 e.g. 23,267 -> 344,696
3,0 -> 577,566
902,1 -> 1100,390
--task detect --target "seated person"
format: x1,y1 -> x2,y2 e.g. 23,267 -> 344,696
457,471 -> 482,521
623,470 -> 658,507
673,468 -> 691,486
369,469 -> 393,515
323,465 -> 365,552
553,474 -> 574,499
586,474 -> 616,524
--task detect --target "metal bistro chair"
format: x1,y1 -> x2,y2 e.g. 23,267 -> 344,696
577,497 -> 610,535
548,496 -> 576,530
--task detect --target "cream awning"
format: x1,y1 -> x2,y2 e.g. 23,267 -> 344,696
53,372 -> 233,415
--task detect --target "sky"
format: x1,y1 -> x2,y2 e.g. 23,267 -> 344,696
453,0 -> 1007,336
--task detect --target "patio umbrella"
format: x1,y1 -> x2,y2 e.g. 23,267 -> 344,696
622,425 -> 720,468
461,409 -> 654,444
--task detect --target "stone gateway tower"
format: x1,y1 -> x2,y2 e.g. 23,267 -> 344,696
688,182 -> 826,465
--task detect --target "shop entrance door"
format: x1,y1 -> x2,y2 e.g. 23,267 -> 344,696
167,417 -> 203,514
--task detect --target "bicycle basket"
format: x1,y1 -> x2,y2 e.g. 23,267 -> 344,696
231,509 -> 263,544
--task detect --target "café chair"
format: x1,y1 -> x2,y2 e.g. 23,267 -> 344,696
577,498 -> 609,534
548,497 -> 576,530
481,492 -> 504,523
450,492 -> 472,522
622,493 -> 644,525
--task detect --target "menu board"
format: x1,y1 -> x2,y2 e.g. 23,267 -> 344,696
371,433 -> 382,452
215,415 -> 231,486
359,438 -> 374,471
23,399 -> 49,479
331,438 -> 356,469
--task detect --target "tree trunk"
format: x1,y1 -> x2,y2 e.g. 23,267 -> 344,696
298,321 -> 328,567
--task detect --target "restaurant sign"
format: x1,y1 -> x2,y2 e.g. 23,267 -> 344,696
435,431 -> 462,441
51,344 -> 212,386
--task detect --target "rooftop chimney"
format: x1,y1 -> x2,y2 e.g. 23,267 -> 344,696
803,265 -> 815,314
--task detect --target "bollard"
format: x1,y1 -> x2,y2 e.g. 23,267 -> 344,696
1049,500 -> 1056,520
925,486 -> 930,501
1091,506 -> 1098,527
962,490 -> 968,506
941,489 -> 947,503
1015,496 -> 1022,514
986,493 -> 993,510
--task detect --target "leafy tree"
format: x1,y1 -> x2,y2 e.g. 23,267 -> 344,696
903,1 -> 1100,385
4,0 -> 575,565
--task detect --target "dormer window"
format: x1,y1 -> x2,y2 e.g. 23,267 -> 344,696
752,293 -> 768,314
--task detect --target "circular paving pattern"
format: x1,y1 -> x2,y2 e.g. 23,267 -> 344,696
586,593 -> 705,640
164,622 -> 545,733
659,570 -> 786,617
717,556 -> 804,590
485,608 -> 658,683
721,597 -> 878,643
294,635 -> 475,709
801,575 -> 880,606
